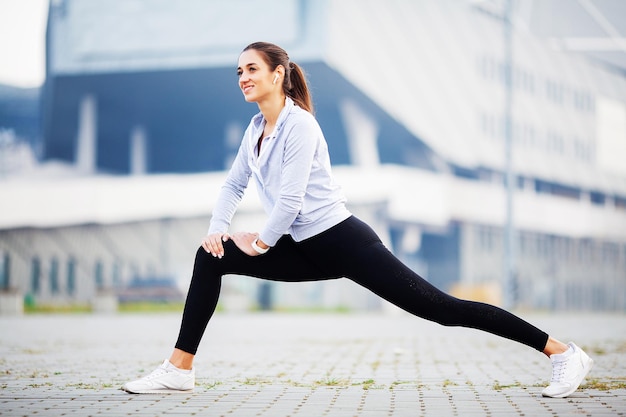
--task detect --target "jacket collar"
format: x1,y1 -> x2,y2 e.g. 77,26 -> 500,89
249,97 -> 295,164
251,96 -> 294,137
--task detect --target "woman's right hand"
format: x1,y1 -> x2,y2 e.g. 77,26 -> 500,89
201,232 -> 230,258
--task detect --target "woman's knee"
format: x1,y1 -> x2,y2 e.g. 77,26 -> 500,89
193,246 -> 222,274
193,242 -> 244,275
195,245 -> 210,261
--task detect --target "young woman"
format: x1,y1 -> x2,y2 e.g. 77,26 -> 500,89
123,42 -> 593,398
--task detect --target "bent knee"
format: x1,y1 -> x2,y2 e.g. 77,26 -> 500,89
194,245 -> 222,269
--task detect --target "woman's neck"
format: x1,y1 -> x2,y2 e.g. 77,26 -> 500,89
258,94 -> 286,126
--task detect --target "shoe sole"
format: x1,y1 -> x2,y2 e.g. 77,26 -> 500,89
542,357 -> 594,398
122,387 -> 194,394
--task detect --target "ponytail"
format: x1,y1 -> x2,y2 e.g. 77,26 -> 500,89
287,62 -> 314,114
242,42 -> 314,114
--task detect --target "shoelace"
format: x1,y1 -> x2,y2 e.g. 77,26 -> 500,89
143,366 -> 170,381
550,359 -> 567,383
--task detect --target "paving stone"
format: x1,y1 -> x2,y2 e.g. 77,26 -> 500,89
0,312 -> 624,416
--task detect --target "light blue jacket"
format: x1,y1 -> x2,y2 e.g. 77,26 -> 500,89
208,97 -> 352,246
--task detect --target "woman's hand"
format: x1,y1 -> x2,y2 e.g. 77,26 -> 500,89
201,232 -> 230,258
231,232 -> 264,256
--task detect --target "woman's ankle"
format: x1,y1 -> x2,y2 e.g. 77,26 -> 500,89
543,337 -> 569,357
169,348 -> 195,370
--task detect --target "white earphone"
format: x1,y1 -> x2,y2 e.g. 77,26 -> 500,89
273,74 -> 279,85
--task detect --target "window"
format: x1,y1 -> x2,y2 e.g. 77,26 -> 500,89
31,257 -> 41,294
50,257 -> 59,294
590,191 -> 605,205
603,243 -> 619,266
67,257 -> 76,295
95,261 -> 104,290
112,262 -> 121,287
0,252 -> 9,290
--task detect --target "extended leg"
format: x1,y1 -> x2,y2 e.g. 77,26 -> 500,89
297,217 -> 550,351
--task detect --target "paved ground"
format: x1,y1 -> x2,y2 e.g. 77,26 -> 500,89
0,311 -> 624,416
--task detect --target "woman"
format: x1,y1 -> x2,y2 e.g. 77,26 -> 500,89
123,42 -> 592,398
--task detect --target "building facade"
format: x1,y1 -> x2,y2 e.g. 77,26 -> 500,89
1,0 -> 625,312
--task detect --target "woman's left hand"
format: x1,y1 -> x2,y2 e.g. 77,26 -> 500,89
231,232 -> 262,256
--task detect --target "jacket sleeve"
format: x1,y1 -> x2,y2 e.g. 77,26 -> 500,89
207,136 -> 252,235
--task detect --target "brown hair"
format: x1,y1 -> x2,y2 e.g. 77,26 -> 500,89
242,42 -> 314,114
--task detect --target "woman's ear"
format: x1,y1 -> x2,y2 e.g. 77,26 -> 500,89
274,65 -> 285,84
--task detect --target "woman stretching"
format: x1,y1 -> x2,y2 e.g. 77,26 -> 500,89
123,42 -> 593,398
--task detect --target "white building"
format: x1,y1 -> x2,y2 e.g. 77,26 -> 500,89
1,0 -> 625,313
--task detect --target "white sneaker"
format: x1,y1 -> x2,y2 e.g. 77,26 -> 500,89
542,342 -> 593,398
122,360 -> 195,394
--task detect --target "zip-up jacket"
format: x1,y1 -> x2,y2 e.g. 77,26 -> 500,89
208,97 -> 352,246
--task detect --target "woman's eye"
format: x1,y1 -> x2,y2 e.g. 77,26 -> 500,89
237,71 -> 242,77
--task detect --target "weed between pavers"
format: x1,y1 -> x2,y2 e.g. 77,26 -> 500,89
315,377 -> 348,386
28,370 -> 49,378
64,381 -> 115,390
216,378 -> 504,391
492,381 -> 523,391
581,378 -> 626,391
356,379 -> 383,390
241,377 -> 274,385
225,376 -> 387,390
202,381 -> 223,390
492,377 -> 626,392
583,342 -> 626,356
442,379 -> 458,387
27,382 -> 53,388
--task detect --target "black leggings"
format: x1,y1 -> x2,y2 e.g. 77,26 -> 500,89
175,216 -> 549,354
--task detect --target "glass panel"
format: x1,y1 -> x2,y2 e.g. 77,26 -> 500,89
67,258 -> 76,295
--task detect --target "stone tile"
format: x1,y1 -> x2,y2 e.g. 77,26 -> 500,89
0,312 -> 624,416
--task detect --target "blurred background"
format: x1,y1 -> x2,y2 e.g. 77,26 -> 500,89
0,0 -> 624,315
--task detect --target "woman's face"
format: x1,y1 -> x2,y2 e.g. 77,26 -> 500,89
237,49 -> 280,103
